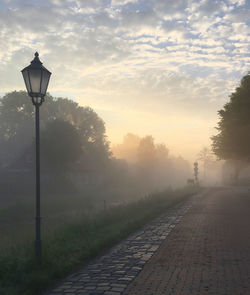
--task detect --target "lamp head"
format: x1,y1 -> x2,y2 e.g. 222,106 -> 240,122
21,52 -> 51,99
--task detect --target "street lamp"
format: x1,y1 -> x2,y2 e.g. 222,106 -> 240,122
21,52 -> 51,261
194,162 -> 199,184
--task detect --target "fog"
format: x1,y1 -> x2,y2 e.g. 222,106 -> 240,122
1,2 -> 250,294
0,91 -> 194,212
3,90 -> 243,255
112,133 -> 191,192
0,0 -> 249,214
0,90 -> 238,255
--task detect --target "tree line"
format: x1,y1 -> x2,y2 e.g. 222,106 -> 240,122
113,133 -> 190,190
3,72 -> 250,188
0,91 -> 191,198
212,72 -> 250,183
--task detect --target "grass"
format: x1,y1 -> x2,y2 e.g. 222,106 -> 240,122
0,186 -> 199,295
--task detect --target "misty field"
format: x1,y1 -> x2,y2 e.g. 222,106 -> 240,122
0,186 -> 198,295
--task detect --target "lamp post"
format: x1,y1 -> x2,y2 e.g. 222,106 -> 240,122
21,52 -> 51,261
194,162 -> 199,184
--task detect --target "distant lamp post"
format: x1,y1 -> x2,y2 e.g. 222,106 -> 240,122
21,52 -> 51,261
194,162 -> 199,184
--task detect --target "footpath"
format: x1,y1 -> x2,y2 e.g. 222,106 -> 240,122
124,187 -> 250,295
47,187 -> 250,295
46,193 -> 196,295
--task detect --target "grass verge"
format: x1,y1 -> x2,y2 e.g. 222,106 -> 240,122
0,186 -> 199,295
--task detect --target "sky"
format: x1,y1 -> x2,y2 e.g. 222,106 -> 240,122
0,0 -> 250,161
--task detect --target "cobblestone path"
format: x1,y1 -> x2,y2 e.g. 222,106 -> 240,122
124,187 -> 250,295
46,194 -> 198,295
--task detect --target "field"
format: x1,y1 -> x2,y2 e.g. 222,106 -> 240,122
0,186 -> 199,295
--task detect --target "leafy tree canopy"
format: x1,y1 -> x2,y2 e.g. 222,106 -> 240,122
0,91 -> 110,166
112,133 -> 169,166
212,73 -> 250,162
41,119 -> 82,171
137,136 -> 156,169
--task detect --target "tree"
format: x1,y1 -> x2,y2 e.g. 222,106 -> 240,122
212,73 -> 250,181
0,91 -> 35,165
197,147 -> 213,181
41,119 -> 82,171
155,143 -> 169,163
112,133 -> 141,162
0,91 -> 110,166
137,136 -> 156,169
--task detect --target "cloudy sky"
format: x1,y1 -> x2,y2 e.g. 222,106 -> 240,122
0,0 -> 250,161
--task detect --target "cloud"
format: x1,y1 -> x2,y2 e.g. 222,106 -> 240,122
0,0 -> 250,154
153,0 -> 189,16
112,0 -> 139,6
194,0 -> 228,16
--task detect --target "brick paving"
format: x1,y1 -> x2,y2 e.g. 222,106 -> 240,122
124,187 -> 250,295
46,194 -> 197,295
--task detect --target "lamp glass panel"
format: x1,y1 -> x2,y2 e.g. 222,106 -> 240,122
40,70 -> 51,96
22,69 -> 31,93
29,69 -> 42,94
